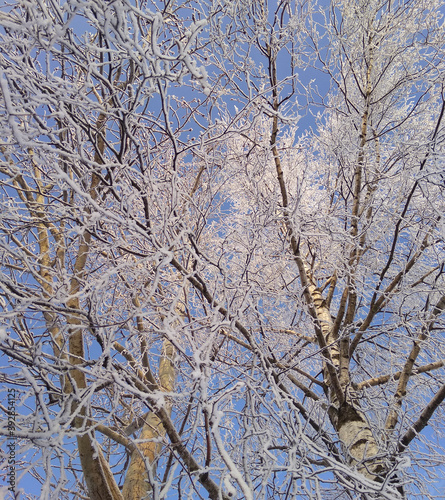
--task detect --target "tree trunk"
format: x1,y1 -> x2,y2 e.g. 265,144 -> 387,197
122,340 -> 175,500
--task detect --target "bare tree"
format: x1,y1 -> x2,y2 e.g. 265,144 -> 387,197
1,0 -> 445,499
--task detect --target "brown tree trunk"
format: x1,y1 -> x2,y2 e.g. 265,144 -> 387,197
122,340 -> 175,500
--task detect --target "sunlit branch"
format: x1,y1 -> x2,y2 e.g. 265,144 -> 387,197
95,424 -> 136,452
355,360 -> 445,390
278,329 -> 316,343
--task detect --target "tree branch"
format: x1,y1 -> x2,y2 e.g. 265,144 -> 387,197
356,360 -> 445,390
385,295 -> 445,430
398,382 -> 445,453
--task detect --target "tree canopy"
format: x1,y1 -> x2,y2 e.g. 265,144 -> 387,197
1,0 -> 445,498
